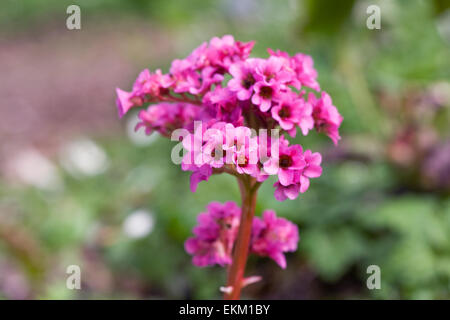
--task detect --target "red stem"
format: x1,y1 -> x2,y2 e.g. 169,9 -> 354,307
223,177 -> 259,300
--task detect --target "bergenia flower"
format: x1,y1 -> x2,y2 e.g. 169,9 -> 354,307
228,59 -> 259,100
202,87 -> 243,126
201,124 -> 228,169
296,97 -> 314,136
309,91 -> 343,145
185,201 -> 241,266
264,139 -> 306,186
300,149 -> 322,192
233,136 -> 259,176
273,180 -> 302,201
271,92 -> 302,135
273,148 -> 322,201
267,49 -> 320,91
189,164 -> 213,193
251,210 -> 299,269
251,81 -> 280,112
116,35 -> 342,297
207,35 -> 255,71
189,66 -> 224,95
271,93 -> 313,137
116,88 -> 138,118
291,53 -> 320,91
135,103 -> 200,137
255,56 -> 291,85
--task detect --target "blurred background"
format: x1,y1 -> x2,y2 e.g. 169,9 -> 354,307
0,0 -> 449,299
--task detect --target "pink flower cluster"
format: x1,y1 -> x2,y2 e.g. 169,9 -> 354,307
269,138 -> 323,201
180,122 -> 322,200
251,210 -> 299,269
116,35 -> 343,271
116,35 -> 342,146
185,202 -> 298,269
136,102 -> 200,137
185,201 -> 241,267
309,92 -> 343,145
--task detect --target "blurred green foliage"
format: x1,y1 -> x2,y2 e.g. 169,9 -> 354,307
0,0 -> 449,299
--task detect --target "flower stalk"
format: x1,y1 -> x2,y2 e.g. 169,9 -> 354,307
224,177 -> 259,300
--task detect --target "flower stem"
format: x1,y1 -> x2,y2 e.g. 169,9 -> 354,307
224,177 -> 259,300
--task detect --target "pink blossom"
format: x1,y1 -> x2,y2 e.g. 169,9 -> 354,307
203,87 -> 243,126
170,35 -> 254,87
116,88 -> 139,118
309,92 -> 343,145
133,68 -> 172,99
189,164 -> 213,193
181,130 -> 203,170
207,35 -> 255,71
252,163 -> 269,182
188,66 -> 224,95
228,59 -> 259,100
296,98 -> 314,136
222,125 -> 260,176
268,49 -> 320,91
185,201 -> 241,267
251,81 -> 280,112
301,150 -> 322,185
270,90 -> 314,137
273,149 -> 322,201
264,138 -> 305,186
184,41 -> 209,69
273,180 -> 301,201
291,53 -> 320,91
135,103 -> 200,137
255,56 -> 291,85
251,135 -> 279,182
224,125 -> 253,153
116,69 -> 172,118
169,60 -> 201,94
201,125 -> 228,169
271,92 -> 303,135
251,210 -> 299,269
181,121 -> 214,169
130,68 -> 151,96
234,139 -> 259,176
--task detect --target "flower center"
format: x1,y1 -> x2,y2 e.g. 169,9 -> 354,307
241,73 -> 255,89
279,155 -> 292,168
237,154 -> 249,167
259,86 -> 273,99
257,161 -> 264,170
278,105 -> 291,118
264,71 -> 275,81
211,147 -> 226,160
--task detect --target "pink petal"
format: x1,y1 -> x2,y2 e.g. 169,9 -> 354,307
304,165 -> 322,178
278,169 -> 294,186
115,88 -> 134,118
284,184 -> 301,200
299,175 -> 310,193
